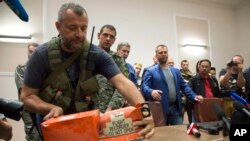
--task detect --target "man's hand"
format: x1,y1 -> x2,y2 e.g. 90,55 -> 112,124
105,106 -> 112,113
151,90 -> 162,101
237,63 -> 243,72
0,117 -> 13,140
194,95 -> 203,103
43,106 -> 63,121
133,116 -> 155,139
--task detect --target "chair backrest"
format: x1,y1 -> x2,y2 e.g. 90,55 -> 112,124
146,101 -> 166,127
221,97 -> 234,117
194,97 -> 222,122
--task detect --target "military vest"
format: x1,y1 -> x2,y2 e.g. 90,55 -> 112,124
39,37 -> 99,114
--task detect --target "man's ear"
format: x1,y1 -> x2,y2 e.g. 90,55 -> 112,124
55,21 -> 61,32
97,33 -> 101,40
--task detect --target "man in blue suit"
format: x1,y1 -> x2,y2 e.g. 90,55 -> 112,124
141,44 -> 203,125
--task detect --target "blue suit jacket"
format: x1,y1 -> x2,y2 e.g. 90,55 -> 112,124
141,64 -> 197,116
127,63 -> 138,86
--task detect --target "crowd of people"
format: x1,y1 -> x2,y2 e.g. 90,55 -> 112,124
140,53 -> 249,125
1,1 -> 249,141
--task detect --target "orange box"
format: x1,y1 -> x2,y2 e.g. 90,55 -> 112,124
41,110 -> 100,141
99,106 -> 144,141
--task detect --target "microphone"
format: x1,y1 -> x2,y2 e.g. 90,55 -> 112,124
212,103 -> 231,132
196,124 -> 220,135
231,108 -> 250,125
0,98 -> 23,121
229,91 -> 249,106
187,123 -> 201,138
3,0 -> 29,22
233,101 -> 250,118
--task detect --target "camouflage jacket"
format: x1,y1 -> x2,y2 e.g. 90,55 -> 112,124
109,50 -> 129,77
95,50 -> 128,113
180,69 -> 193,82
15,64 -> 26,97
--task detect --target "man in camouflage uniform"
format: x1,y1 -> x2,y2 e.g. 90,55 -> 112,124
15,43 -> 42,141
180,59 -> 193,123
95,24 -> 129,113
180,60 -> 193,82
116,42 -> 138,87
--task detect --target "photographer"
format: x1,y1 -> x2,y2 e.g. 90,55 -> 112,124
219,55 -> 245,96
0,113 -> 12,141
219,55 -> 245,117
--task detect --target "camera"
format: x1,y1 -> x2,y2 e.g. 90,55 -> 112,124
0,98 -> 23,121
227,60 -> 238,67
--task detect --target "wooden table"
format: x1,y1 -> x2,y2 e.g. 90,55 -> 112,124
148,125 -> 229,141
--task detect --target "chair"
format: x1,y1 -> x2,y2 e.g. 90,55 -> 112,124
221,97 -> 234,117
145,101 -> 166,127
194,97 -> 223,122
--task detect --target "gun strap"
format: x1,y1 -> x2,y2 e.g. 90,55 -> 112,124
42,48 -> 83,90
29,112 -> 44,141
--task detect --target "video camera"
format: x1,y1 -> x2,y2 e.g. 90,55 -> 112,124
0,98 -> 23,121
227,60 -> 238,67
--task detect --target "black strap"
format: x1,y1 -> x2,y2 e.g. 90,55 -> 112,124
29,112 -> 44,141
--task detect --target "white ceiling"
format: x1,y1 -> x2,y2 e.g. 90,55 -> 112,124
206,0 -> 250,7
184,0 -> 250,9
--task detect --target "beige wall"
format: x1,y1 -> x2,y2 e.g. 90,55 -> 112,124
43,0 -> 250,72
236,3 -> 250,67
0,0 -> 43,140
0,0 -> 43,72
176,16 -> 210,73
0,0 -> 250,140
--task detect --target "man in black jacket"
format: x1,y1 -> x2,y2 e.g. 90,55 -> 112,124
188,59 -> 221,122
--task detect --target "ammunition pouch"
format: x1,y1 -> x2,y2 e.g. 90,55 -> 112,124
39,86 -> 89,113
76,76 -> 100,111
39,86 -> 71,113
39,76 -> 99,113
75,101 -> 91,112
80,76 -> 99,94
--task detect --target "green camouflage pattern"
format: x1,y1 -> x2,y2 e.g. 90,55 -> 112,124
94,50 -> 128,113
15,65 -> 26,97
180,69 -> 193,82
109,50 -> 129,77
21,110 -> 42,141
15,65 -> 42,141
95,74 -> 125,113
180,69 -> 193,116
